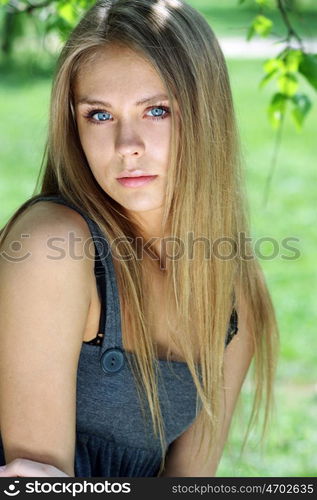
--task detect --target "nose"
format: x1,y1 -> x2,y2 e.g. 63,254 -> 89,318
115,120 -> 145,158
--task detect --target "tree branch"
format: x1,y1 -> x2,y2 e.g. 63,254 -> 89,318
5,0 -> 56,14
277,0 -> 303,48
262,109 -> 286,209
24,0 -> 56,13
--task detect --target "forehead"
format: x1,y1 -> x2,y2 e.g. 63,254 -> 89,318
73,44 -> 166,98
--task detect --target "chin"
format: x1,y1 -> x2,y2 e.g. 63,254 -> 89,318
124,203 -> 161,212
116,196 -> 162,211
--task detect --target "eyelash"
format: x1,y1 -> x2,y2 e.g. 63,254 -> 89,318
83,104 -> 170,125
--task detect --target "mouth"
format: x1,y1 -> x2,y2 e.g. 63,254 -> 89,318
116,175 -> 158,188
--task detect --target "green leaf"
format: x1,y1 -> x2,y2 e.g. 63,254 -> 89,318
256,0 -> 269,5
253,15 -> 273,37
238,0 -> 247,4
259,68 -> 278,88
268,93 -> 288,129
247,25 -> 256,41
77,0 -> 95,7
263,57 -> 284,74
277,73 -> 299,96
291,94 -> 312,130
57,2 -> 77,24
299,53 -> 317,91
284,49 -> 303,73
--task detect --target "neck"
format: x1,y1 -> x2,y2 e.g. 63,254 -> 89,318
126,208 -> 171,272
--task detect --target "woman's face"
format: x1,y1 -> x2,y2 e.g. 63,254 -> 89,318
74,44 -> 178,234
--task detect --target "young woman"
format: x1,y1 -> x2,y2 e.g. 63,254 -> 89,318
0,0 -> 279,478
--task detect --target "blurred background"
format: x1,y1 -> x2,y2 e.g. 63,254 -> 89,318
0,0 -> 316,476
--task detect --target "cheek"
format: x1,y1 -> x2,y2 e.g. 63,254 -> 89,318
147,123 -> 171,162
78,124 -> 112,167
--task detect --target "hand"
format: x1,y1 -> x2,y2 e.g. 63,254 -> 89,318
0,458 -> 71,477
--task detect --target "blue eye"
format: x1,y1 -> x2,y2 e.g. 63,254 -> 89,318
148,107 -> 168,119
91,111 -> 112,121
84,105 -> 170,125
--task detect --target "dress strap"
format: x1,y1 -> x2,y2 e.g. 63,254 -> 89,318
27,194 -> 124,356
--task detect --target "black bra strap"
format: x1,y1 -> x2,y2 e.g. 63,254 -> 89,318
225,308 -> 239,347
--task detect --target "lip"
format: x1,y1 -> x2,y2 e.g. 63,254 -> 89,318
117,170 -> 155,179
117,175 -> 158,188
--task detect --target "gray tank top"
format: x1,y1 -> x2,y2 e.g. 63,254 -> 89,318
0,194 -> 238,477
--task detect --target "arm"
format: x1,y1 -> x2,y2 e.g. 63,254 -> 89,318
160,290 -> 254,477
0,202 -> 93,477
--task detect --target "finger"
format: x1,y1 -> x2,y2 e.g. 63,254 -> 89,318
0,458 -> 69,477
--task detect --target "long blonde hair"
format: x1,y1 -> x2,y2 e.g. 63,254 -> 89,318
0,0 -> 279,475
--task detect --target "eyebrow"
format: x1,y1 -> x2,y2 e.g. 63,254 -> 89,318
76,93 -> 169,108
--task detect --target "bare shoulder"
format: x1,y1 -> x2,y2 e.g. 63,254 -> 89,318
1,200 -> 95,273
4,199 -> 93,244
0,200 -> 96,475
23,200 -> 91,230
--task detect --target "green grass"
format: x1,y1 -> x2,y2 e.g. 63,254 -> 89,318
219,58 -> 317,476
229,57 -> 317,382
0,2 -> 317,478
0,71 -> 50,211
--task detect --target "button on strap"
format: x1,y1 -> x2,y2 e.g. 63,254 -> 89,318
101,348 -> 125,374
